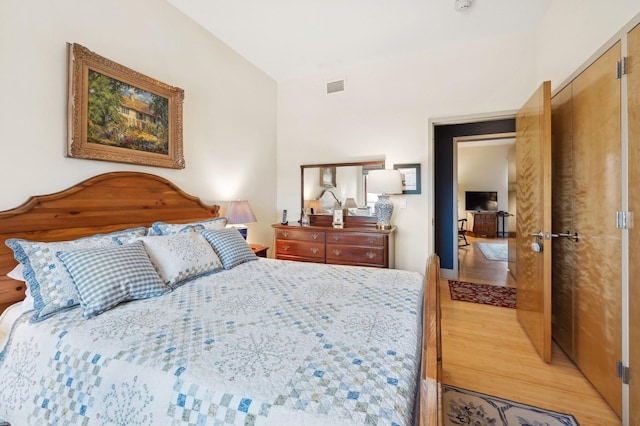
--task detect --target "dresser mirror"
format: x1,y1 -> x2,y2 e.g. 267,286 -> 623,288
300,160 -> 384,225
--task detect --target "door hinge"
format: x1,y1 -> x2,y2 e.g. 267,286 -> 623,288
616,57 -> 629,79
617,361 -> 630,384
616,211 -> 633,229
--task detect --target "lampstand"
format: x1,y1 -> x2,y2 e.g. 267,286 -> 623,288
367,169 -> 403,229
225,200 -> 257,239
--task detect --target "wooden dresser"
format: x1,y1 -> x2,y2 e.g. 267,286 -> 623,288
471,212 -> 497,237
272,224 -> 395,268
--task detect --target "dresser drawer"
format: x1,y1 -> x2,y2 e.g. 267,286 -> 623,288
326,245 -> 386,266
325,232 -> 385,246
275,228 -> 325,242
275,240 -> 325,260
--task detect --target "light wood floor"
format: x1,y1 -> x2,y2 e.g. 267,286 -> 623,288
442,235 -> 621,425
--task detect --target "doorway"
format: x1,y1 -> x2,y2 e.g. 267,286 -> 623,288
432,116 -> 515,279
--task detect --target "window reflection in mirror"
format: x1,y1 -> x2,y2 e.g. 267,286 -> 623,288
301,161 -> 384,217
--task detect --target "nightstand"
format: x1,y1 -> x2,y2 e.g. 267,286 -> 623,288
249,244 -> 268,258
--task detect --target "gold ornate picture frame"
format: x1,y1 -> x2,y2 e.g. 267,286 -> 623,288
67,43 -> 185,169
320,167 -> 336,187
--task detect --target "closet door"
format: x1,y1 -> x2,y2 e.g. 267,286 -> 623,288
516,81 -> 552,363
550,84 -> 575,359
572,42 -> 622,416
627,22 -> 640,426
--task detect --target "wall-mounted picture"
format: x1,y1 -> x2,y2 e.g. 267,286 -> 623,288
320,167 -> 337,187
394,163 -> 421,194
67,43 -> 185,169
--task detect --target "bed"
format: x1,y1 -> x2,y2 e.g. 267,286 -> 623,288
0,171 -> 442,425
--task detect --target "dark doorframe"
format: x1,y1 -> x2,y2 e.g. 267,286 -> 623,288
434,118 -> 515,273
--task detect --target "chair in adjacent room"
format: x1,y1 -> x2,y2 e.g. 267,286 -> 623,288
458,218 -> 469,246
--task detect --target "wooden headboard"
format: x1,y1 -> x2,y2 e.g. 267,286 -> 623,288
0,171 -> 220,312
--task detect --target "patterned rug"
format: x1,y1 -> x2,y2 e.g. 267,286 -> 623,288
448,280 -> 516,309
443,385 -> 580,425
476,242 -> 509,261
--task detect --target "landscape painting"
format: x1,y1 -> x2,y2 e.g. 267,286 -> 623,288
87,70 -> 169,155
67,43 -> 185,169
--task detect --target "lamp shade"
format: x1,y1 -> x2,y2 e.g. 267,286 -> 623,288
225,200 -> 257,225
343,198 -> 358,209
308,199 -> 322,214
368,169 -> 403,195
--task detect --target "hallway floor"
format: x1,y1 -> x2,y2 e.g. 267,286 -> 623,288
441,235 -> 621,425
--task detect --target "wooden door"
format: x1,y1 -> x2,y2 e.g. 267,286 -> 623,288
572,42 -> 622,416
515,81 -> 552,363
628,23 -> 640,425
550,83 -> 576,359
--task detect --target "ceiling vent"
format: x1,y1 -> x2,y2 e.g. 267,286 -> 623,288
326,79 -> 345,94
455,0 -> 473,11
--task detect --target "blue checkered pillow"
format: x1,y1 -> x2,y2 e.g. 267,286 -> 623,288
5,227 -> 148,322
57,241 -> 168,318
151,217 -> 227,236
200,228 -> 257,270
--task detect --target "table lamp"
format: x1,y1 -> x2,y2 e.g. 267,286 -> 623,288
308,199 -> 322,214
343,197 -> 358,215
225,200 -> 257,239
367,169 -> 402,229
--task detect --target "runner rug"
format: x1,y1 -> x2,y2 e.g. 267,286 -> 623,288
448,280 -> 516,309
443,385 -> 580,425
476,242 -> 509,261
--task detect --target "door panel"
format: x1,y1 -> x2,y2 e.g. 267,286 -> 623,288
627,23 -> 640,425
572,42 -> 622,416
516,81 -> 552,363
550,84 -> 576,359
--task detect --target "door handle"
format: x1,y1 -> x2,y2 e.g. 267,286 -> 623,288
550,231 -> 580,242
528,231 -> 543,238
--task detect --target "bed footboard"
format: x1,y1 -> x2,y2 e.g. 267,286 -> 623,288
419,253 -> 442,425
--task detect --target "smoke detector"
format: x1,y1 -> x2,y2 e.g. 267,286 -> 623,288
455,0 -> 473,11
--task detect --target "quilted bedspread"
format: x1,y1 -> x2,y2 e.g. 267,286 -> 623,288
0,259 -> 424,425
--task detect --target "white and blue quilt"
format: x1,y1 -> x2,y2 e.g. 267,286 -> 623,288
0,259 -> 423,425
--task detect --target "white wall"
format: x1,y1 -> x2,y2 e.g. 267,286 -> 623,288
457,144 -> 509,214
536,0 -> 640,89
277,33 -> 538,272
0,0 -> 277,248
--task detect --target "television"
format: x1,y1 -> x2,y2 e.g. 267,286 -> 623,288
465,191 -> 498,211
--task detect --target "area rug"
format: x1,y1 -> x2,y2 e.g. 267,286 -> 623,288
476,242 -> 509,262
443,385 -> 580,426
448,280 -> 516,309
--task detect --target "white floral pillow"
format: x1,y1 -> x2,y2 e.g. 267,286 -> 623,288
137,233 -> 223,288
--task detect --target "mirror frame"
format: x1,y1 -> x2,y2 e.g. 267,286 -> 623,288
300,160 -> 385,228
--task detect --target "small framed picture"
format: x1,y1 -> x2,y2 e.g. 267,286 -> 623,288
394,163 -> 421,194
320,167 -> 337,187
332,209 -> 344,228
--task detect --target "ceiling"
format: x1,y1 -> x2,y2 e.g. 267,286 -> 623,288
167,0 -> 552,81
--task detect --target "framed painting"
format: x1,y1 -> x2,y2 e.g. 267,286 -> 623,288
394,163 -> 421,194
67,43 -> 185,169
320,167 -> 336,187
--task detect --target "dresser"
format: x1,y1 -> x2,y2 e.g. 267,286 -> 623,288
470,212 -> 497,237
272,224 -> 395,268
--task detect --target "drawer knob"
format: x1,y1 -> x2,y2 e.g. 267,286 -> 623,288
310,247 -> 319,254
366,252 -> 376,259
332,249 -> 342,256
367,237 -> 376,243
282,232 -> 289,238
283,245 -> 290,251
312,233 -> 319,240
332,235 -> 341,241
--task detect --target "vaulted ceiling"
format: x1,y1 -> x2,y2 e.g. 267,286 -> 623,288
168,0 -> 552,81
